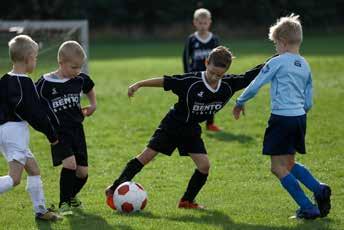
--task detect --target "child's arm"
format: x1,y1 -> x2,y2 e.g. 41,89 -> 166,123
233,61 -> 279,119
82,88 -> 97,117
182,37 -> 191,73
128,78 -> 164,97
304,74 -> 313,112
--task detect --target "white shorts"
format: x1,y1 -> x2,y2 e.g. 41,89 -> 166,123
0,121 -> 34,165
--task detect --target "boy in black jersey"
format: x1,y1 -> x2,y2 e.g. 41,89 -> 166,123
183,8 -> 221,132
0,35 -> 62,221
36,41 -> 96,215
105,46 -> 263,209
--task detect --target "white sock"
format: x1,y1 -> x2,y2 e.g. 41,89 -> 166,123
26,175 -> 47,214
0,175 -> 14,193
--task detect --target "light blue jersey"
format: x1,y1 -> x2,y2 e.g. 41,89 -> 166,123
236,52 -> 313,116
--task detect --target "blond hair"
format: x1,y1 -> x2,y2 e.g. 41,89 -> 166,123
58,40 -> 86,63
269,14 -> 303,45
207,46 -> 232,69
193,8 -> 211,19
8,35 -> 38,62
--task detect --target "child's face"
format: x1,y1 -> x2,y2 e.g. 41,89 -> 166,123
59,58 -> 84,78
26,51 -> 38,74
205,62 -> 228,84
193,16 -> 211,33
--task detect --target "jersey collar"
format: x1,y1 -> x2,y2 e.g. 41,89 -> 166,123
195,32 -> 213,44
202,71 -> 221,93
43,73 -> 70,83
7,71 -> 28,77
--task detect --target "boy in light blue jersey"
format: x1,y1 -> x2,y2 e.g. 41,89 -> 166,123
232,14 -> 331,219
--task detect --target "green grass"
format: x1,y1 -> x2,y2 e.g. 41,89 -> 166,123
0,34 -> 343,229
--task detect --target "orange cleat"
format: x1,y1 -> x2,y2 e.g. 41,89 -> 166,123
178,199 -> 205,209
206,123 -> 222,132
106,195 -> 116,210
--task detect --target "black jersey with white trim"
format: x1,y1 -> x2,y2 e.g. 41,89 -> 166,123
163,64 -> 263,124
35,72 -> 94,128
0,73 -> 57,143
183,32 -> 220,73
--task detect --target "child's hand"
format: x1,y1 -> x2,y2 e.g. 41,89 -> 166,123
232,105 -> 245,120
128,83 -> 140,97
82,105 -> 97,117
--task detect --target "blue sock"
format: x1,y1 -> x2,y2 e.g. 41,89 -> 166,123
291,163 -> 321,193
280,173 -> 314,210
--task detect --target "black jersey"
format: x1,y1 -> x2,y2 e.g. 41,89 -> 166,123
0,72 -> 57,143
183,32 -> 220,73
163,64 -> 263,124
35,72 -> 95,128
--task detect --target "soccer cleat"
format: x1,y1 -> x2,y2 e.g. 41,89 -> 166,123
293,206 -> 320,219
206,124 -> 222,132
106,195 -> 116,210
70,196 -> 83,208
59,202 -> 73,215
36,210 -> 63,221
105,185 -> 115,197
314,183 -> 332,217
178,199 -> 205,209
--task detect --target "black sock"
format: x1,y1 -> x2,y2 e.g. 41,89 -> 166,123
182,169 -> 208,202
59,168 -> 76,206
72,175 -> 88,198
110,158 -> 144,191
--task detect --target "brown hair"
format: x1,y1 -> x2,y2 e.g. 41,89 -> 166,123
207,46 -> 232,69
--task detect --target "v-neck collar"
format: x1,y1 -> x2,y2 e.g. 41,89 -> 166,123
195,32 -> 213,44
201,71 -> 221,93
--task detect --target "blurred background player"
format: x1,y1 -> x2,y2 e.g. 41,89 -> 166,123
36,41 -> 96,215
233,14 -> 331,219
183,8 -> 221,132
105,46 -> 264,210
0,35 -> 62,221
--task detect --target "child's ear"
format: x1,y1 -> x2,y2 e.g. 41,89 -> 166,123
204,59 -> 209,67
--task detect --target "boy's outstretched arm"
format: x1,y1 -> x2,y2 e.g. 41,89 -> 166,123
128,77 -> 164,97
82,88 -> 97,117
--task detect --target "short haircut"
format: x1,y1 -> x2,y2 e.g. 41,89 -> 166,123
193,8 -> 211,19
8,35 -> 38,62
58,40 -> 86,63
269,14 -> 303,45
207,46 -> 232,69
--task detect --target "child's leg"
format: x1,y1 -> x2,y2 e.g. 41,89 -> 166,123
72,166 -> 88,198
107,147 -> 158,194
291,162 -> 321,193
60,156 -> 77,206
24,158 -> 48,214
271,155 -> 314,210
181,153 -> 209,202
0,160 -> 23,193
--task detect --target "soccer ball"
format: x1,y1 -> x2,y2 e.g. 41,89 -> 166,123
113,181 -> 148,213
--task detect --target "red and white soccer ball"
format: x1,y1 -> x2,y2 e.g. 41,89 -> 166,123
113,181 -> 148,213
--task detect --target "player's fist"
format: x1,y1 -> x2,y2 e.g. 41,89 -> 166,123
232,104 -> 245,120
128,83 -> 140,97
82,105 -> 96,117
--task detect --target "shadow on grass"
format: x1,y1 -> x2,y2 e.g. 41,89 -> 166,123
164,209 -> 332,230
205,130 -> 254,143
35,209 -> 133,230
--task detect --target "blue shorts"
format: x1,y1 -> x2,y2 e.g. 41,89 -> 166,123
263,114 -> 306,155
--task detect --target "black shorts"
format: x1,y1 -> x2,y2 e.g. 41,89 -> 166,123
147,116 -> 207,156
52,125 -> 88,166
263,114 -> 306,155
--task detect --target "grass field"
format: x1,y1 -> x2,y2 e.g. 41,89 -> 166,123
0,34 -> 343,230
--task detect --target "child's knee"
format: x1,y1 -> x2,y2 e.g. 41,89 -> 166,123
76,167 -> 88,178
198,162 -> 210,174
62,156 -> 77,170
11,176 -> 21,186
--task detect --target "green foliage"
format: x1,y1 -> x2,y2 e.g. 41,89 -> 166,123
0,35 -> 343,229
